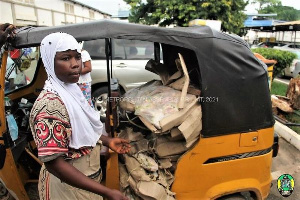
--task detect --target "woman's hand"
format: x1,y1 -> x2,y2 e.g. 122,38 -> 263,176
107,189 -> 129,200
108,137 -> 131,154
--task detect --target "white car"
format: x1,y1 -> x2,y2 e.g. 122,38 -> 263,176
83,39 -> 160,118
251,41 -> 287,49
282,51 -> 300,78
274,43 -> 300,51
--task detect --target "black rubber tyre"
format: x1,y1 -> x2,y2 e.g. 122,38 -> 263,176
0,181 -> 8,197
217,193 -> 247,200
92,86 -> 108,122
0,182 -> 13,200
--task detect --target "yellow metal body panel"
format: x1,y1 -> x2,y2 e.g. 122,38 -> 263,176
106,151 -> 120,190
172,127 -> 274,200
240,131 -> 258,147
0,51 -> 30,200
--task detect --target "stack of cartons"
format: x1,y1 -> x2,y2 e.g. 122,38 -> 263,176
118,54 -> 202,199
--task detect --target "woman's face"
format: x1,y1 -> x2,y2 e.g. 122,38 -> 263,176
54,50 -> 82,83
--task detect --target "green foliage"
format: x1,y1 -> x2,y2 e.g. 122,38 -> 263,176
123,0 -> 248,35
253,0 -> 300,21
286,112 -> 300,134
259,3 -> 300,21
251,0 -> 280,10
251,48 -> 297,79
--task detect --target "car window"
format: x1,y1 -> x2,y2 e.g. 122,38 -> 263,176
116,39 -> 154,60
288,44 -> 300,49
5,47 -> 39,93
83,39 -> 155,60
113,39 -> 126,59
82,39 -> 106,59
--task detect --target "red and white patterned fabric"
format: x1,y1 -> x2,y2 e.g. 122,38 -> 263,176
30,90 -> 92,162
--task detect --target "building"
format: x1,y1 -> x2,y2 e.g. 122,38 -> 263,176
112,9 -> 129,22
243,14 -> 300,44
0,0 -> 111,27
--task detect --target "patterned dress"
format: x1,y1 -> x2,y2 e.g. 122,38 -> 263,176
30,90 -> 102,200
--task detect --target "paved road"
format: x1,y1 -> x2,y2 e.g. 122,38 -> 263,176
268,136 -> 300,200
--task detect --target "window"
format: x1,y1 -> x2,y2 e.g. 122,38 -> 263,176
5,47 -> 40,93
14,0 -> 34,4
288,44 -> 300,49
89,11 -> 95,19
83,39 -> 106,59
82,39 -> 155,60
25,0 -> 34,3
65,3 -> 74,14
116,39 -> 154,60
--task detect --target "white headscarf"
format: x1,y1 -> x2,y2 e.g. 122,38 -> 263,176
40,32 -> 103,149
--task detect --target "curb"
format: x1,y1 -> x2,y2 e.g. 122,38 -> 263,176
274,121 -> 300,151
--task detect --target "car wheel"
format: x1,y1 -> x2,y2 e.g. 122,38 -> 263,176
0,182 -> 8,197
0,182 -> 13,200
92,87 -> 108,122
217,193 -> 247,200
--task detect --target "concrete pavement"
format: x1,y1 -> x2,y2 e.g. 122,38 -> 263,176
274,121 -> 300,151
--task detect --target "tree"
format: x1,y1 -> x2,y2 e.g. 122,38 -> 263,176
250,0 -> 280,10
259,3 -> 300,21
124,0 -> 248,35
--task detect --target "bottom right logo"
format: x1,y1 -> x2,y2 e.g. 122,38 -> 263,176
277,174 -> 295,197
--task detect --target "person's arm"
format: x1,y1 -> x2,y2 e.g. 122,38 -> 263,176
81,50 -> 92,75
45,157 -> 127,200
81,60 -> 92,75
0,23 -> 16,48
100,135 -> 131,154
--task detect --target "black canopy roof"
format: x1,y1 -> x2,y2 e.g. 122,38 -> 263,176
12,20 -> 274,137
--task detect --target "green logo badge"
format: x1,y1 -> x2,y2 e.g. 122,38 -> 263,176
277,174 -> 295,197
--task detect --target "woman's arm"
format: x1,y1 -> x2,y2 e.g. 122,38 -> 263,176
100,135 -> 131,154
81,60 -> 92,75
45,156 -> 127,200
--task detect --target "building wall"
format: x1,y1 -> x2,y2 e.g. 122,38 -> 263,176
37,9 -> 52,26
0,1 -> 14,23
15,4 -> 37,25
0,0 -> 110,27
53,12 -> 65,26
35,0 -> 65,12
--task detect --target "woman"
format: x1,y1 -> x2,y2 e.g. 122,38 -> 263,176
29,32 -> 130,200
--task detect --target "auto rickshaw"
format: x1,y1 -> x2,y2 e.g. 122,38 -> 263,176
0,20 -> 277,199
